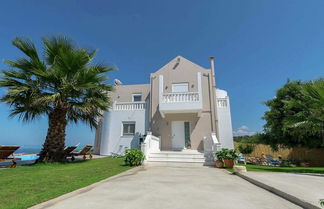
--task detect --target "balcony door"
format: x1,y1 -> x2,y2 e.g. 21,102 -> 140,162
171,121 -> 185,150
172,83 -> 188,92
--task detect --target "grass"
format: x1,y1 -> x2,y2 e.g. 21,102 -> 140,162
225,168 -> 234,173
236,163 -> 324,174
0,157 -> 132,209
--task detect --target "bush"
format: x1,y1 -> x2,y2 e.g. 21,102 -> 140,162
238,143 -> 255,154
124,149 -> 144,166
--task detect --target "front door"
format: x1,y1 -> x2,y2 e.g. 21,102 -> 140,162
171,121 -> 185,150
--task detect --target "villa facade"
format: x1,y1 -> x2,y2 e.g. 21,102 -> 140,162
94,56 -> 233,163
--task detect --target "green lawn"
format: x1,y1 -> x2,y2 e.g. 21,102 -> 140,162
0,157 -> 132,209
236,163 -> 324,174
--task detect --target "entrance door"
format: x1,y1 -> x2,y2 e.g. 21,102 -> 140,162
171,121 -> 185,150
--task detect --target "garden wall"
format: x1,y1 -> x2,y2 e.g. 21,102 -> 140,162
234,143 -> 324,166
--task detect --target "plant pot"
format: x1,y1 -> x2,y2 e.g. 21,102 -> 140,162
224,159 -> 234,168
300,162 -> 310,167
215,160 -> 224,168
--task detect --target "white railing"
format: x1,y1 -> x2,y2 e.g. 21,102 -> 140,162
141,131 -> 160,161
161,92 -> 200,103
211,133 -> 221,152
203,133 -> 221,166
113,101 -> 146,110
217,98 -> 228,108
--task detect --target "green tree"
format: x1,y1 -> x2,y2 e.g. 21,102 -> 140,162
0,37 -> 114,162
262,79 -> 323,149
233,133 -> 264,144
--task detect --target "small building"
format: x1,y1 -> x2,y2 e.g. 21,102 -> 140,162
94,56 -> 233,163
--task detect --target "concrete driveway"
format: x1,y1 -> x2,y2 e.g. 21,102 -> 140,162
243,172 -> 324,208
32,163 -> 300,209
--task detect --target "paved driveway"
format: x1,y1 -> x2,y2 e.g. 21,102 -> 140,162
33,163 -> 300,209
244,171 -> 324,208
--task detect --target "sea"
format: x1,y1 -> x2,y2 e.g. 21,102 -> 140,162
15,145 -> 42,154
12,144 -> 87,154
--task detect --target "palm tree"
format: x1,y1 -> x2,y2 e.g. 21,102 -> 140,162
0,36 -> 114,162
303,79 -> 324,143
284,79 -> 324,145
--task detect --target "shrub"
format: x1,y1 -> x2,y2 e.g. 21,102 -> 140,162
238,143 -> 255,154
124,149 -> 144,166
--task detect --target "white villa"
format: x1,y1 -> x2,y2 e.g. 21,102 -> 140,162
94,56 -> 233,164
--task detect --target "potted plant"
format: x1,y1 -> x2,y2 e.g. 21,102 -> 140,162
222,148 -> 239,168
215,149 -> 225,168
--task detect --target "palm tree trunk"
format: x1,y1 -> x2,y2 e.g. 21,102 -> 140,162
39,105 -> 67,162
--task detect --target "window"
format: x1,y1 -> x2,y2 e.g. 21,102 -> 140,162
184,122 -> 191,148
172,83 -> 189,92
132,94 -> 142,102
122,122 -> 135,136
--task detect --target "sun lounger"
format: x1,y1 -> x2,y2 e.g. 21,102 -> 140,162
265,155 -> 280,166
237,154 -> 246,165
36,145 -> 78,162
111,145 -> 128,157
0,145 -> 21,168
69,145 -> 93,161
64,145 -> 78,156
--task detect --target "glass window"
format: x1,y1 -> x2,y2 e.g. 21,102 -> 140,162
184,122 -> 191,148
122,122 -> 135,136
132,94 -> 142,102
172,83 -> 189,92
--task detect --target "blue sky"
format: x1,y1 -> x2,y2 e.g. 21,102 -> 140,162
0,0 -> 323,146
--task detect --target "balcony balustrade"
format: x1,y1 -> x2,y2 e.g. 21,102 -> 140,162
113,101 -> 146,110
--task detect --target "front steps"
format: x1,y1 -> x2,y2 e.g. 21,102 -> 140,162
147,150 -> 205,163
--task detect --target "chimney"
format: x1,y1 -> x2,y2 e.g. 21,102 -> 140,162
209,57 -> 216,88
209,56 -> 218,135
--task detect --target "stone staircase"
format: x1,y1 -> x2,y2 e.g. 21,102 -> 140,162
147,150 -> 205,163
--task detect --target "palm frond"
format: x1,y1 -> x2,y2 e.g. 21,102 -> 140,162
42,36 -> 75,65
12,37 -> 39,60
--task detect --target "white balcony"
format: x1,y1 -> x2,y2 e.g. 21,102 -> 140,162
112,101 -> 146,111
162,92 -> 200,103
159,73 -> 203,117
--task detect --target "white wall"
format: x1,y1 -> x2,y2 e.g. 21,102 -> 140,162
216,89 -> 234,149
93,118 -> 103,154
99,109 -> 147,155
